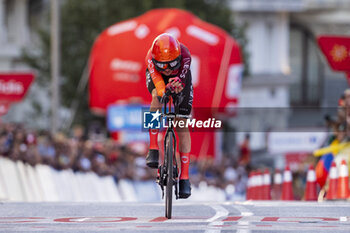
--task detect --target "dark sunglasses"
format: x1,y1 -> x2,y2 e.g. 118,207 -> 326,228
152,56 -> 181,72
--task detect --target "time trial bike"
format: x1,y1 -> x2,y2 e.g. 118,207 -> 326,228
157,91 -> 190,219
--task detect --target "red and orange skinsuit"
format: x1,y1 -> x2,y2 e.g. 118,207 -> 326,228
145,43 -> 191,97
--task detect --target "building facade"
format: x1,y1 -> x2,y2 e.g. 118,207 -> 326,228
230,0 -> 350,166
0,0 -> 50,127
231,0 -> 349,107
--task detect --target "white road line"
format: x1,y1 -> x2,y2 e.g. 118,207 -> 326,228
205,204 -> 229,233
233,201 -> 253,205
233,203 -> 254,233
233,204 -> 253,217
75,217 -> 90,222
206,205 -> 229,222
237,221 -> 251,233
234,201 -> 350,207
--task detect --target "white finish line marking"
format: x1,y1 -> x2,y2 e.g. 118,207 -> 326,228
232,202 -> 254,233
76,218 -> 90,222
205,204 -> 229,233
234,201 -> 350,207
233,204 -> 254,217
206,205 -> 229,222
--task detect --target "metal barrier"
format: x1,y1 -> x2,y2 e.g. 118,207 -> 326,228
0,157 -> 227,202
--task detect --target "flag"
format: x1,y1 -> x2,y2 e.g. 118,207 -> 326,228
318,35 -> 350,72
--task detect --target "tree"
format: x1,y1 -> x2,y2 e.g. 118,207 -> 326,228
22,0 -> 248,129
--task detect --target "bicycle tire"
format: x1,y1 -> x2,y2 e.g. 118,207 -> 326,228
165,132 -> 174,219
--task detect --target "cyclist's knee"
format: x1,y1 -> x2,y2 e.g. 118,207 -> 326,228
176,120 -> 189,133
151,89 -> 161,107
152,88 -> 159,102
152,95 -> 160,104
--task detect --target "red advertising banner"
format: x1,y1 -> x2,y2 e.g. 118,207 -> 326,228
317,36 -> 350,72
0,73 -> 35,102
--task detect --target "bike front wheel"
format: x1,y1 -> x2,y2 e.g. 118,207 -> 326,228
165,132 -> 174,219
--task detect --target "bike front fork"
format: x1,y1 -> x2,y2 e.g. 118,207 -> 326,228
157,164 -> 179,199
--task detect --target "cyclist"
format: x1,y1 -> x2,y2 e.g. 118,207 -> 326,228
145,33 -> 193,199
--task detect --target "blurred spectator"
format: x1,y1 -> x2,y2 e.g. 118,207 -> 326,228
344,89 -> 350,108
239,134 -> 251,167
75,153 -> 92,172
336,122 -> 347,143
37,135 -> 56,166
224,163 -> 238,183
344,89 -> 350,137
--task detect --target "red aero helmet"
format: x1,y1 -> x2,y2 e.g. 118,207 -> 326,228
151,33 -> 181,62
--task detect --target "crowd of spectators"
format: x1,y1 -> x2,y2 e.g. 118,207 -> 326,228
0,122 -> 248,196
0,123 -> 154,181
272,89 -> 350,200
290,88 -> 350,200
327,88 -> 350,143
189,155 -> 248,196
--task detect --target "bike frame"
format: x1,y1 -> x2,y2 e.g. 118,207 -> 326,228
159,94 -> 190,219
162,97 -> 177,219
163,97 -> 177,169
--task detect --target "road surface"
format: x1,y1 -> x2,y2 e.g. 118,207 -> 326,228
0,201 -> 350,232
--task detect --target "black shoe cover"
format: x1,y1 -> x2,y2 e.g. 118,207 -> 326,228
146,149 -> 159,169
179,179 -> 191,199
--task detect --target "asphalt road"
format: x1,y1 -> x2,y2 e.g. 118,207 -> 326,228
0,201 -> 350,232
